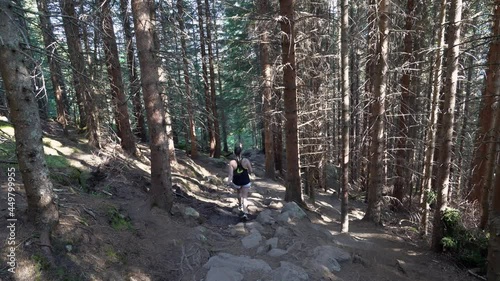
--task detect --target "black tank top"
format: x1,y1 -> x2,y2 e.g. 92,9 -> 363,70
232,159 -> 250,186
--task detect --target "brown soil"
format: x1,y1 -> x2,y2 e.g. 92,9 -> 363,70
0,130 -> 481,281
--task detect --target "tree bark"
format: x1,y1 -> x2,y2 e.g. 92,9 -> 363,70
99,0 -> 136,155
36,0 -> 68,132
420,0 -> 447,236
131,0 -> 173,211
432,0 -> 462,252
119,0 -> 147,142
60,0 -> 100,147
196,0 -> 214,157
280,0 -> 303,204
0,0 -> 59,259
176,0 -> 198,159
204,0 -> 221,158
363,0 -> 389,224
258,0 -> 275,179
394,0 -> 415,207
340,0 -> 350,233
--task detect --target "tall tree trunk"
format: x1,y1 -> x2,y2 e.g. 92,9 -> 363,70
340,0 -> 350,233
177,0 -> 197,158
99,0 -> 136,155
394,0 -> 415,207
258,0 -> 275,179
488,73 -> 500,278
131,0 -> 173,211
36,0 -> 68,132
274,89 -> 284,174
363,0 -> 377,194
432,0 -> 462,252
363,0 -> 389,224
0,1 -> 59,259
196,0 -> 213,156
204,0 -> 221,158
280,0 -> 303,204
119,0 -> 147,142
60,0 -> 100,147
420,0 -> 447,236
478,1 -> 500,230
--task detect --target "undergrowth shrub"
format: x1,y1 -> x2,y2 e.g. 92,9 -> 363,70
441,208 -> 488,272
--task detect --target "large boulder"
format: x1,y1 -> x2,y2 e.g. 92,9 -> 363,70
281,202 -> 307,220
205,267 -> 243,281
241,229 -> 262,249
268,261 -> 309,281
305,245 -> 351,273
203,253 -> 272,274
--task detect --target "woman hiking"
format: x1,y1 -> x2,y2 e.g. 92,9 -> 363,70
227,144 -> 253,221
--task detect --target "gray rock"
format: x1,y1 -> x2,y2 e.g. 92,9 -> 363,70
281,202 -> 307,219
203,253 -> 272,273
183,207 -> 200,219
265,237 -> 278,249
230,223 -> 248,236
267,248 -> 288,257
269,201 -> 283,209
257,210 -> 275,225
205,267 -> 243,281
241,229 -> 262,249
246,221 -> 265,232
276,212 -> 292,223
268,261 -> 309,281
274,226 -> 291,237
310,245 -> 351,272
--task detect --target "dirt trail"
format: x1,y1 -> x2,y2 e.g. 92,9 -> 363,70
0,143 -> 479,281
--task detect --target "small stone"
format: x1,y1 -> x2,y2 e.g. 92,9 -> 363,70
241,229 -> 262,249
268,248 -> 288,257
65,244 -> 73,252
266,237 -> 278,249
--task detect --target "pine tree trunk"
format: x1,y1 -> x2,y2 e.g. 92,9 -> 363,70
131,0 -> 173,211
99,0 -> 136,155
478,2 -> 500,230
364,0 -> 389,224
195,0 -> 214,156
394,0 -> 415,207
36,0 -> 68,132
280,0 -> 303,204
0,1 -> 59,259
177,0 -> 198,158
432,0 -> 462,252
274,89 -> 284,174
258,0 -> 275,179
60,0 -> 100,147
119,0 -> 147,142
420,0 -> 447,236
340,0 -> 350,233
204,0 -> 221,158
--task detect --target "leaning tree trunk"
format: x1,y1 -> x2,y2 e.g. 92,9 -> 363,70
420,0 -> 447,236
131,0 -> 173,211
60,0 -> 100,147
36,0 -> 68,132
280,0 -> 303,205
0,0 -> 59,259
119,0 -> 147,142
432,0 -> 462,252
258,0 -> 275,179
340,0 -> 350,233
177,0 -> 198,158
99,0 -> 137,155
473,0 -> 500,230
364,0 -> 389,224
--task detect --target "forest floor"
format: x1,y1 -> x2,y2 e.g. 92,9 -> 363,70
0,121 -> 483,281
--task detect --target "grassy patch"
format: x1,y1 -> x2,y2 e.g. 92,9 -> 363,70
107,206 -> 133,231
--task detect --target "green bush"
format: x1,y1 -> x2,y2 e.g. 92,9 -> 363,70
441,208 -> 488,271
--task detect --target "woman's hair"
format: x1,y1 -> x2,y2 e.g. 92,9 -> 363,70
234,145 -> 242,157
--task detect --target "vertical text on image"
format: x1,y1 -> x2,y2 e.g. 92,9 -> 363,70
6,167 -> 17,273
